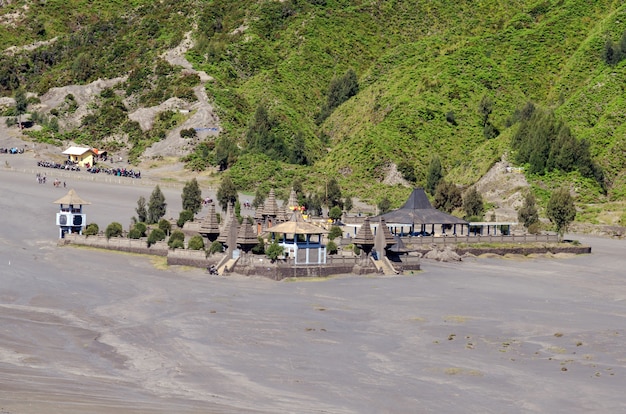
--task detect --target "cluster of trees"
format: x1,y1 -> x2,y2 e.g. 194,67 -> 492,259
510,102 -> 604,188
315,68 -> 359,125
603,30 -> 626,66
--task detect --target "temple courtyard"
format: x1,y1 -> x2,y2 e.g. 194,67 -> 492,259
1,151 -> 626,413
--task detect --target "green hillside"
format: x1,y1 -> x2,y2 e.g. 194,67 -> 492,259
1,0 -> 626,217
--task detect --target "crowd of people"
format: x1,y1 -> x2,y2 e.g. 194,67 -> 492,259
86,166 -> 141,178
37,160 -> 81,171
35,160 -> 141,179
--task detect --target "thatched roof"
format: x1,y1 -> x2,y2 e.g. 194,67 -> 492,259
236,218 -> 259,246
260,188 -> 280,217
353,217 -> 375,246
52,189 -> 91,205
265,212 -> 328,235
378,188 -> 468,225
198,203 -> 220,235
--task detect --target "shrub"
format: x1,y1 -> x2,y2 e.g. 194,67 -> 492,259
352,244 -> 361,256
158,218 -> 171,235
83,222 -> 99,236
134,222 -> 147,237
208,240 -> 223,255
251,236 -> 265,254
105,222 -> 123,239
147,228 -> 166,246
177,209 -> 194,228
527,222 -> 542,235
169,239 -> 185,249
128,228 -> 143,239
187,235 -> 205,250
168,230 -> 185,248
326,240 -> 338,255
266,240 -> 284,262
328,225 -> 343,241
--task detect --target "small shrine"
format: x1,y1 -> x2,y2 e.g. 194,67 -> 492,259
53,189 -> 91,238
266,211 -> 328,265
198,202 -> 220,242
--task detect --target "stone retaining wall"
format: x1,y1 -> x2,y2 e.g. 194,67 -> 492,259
63,234 -> 168,256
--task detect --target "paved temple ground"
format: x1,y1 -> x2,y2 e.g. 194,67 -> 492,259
1,151 -> 626,413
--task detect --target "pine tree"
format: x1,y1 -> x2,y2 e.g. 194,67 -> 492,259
546,187 -> 576,241
518,192 -> 539,228
217,175 -> 238,212
147,185 -> 167,224
425,156 -> 443,196
433,180 -> 462,214
135,195 -> 148,223
463,187 -> 484,219
181,178 -> 202,214
14,87 -> 27,130
326,177 -> 343,208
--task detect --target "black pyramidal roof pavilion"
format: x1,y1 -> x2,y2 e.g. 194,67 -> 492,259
377,188 -> 468,226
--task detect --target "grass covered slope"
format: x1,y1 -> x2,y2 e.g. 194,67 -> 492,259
2,0 -> 626,210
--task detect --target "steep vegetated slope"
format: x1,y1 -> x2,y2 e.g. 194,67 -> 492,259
1,0 -> 626,219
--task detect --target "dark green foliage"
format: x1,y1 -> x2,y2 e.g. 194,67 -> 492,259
510,104 -> 603,188
235,201 -> 243,224
177,210 -> 194,228
326,240 -> 338,255
168,230 -> 185,248
328,225 -> 343,241
343,196 -> 353,212
463,187 -> 484,219
290,131 -> 310,166
266,240 -> 284,262
377,197 -> 392,214
215,136 -> 239,171
329,206 -> 343,222
188,235 -> 205,250
603,37 -> 623,66
252,187 -> 266,208
158,218 -> 171,235
128,227 -> 143,239
134,222 -> 147,237
546,187 -> 576,240
479,94 -> 499,139
316,68 -> 359,124
518,192 -> 539,229
326,177 -> 342,208
352,244 -> 361,256
181,178 -> 202,214
433,181 -> 462,214
148,185 -> 167,224
426,156 -> 443,196
398,161 -> 416,183
208,240 -> 224,255
245,104 -> 287,162
14,88 -> 27,127
445,111 -> 458,126
105,222 -> 123,239
83,223 -> 99,236
147,228 -> 166,247
180,128 -> 197,139
251,237 -> 265,254
135,196 -> 148,223
217,175 -> 238,211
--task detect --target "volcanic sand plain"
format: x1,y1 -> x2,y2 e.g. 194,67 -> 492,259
1,150 -> 626,413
